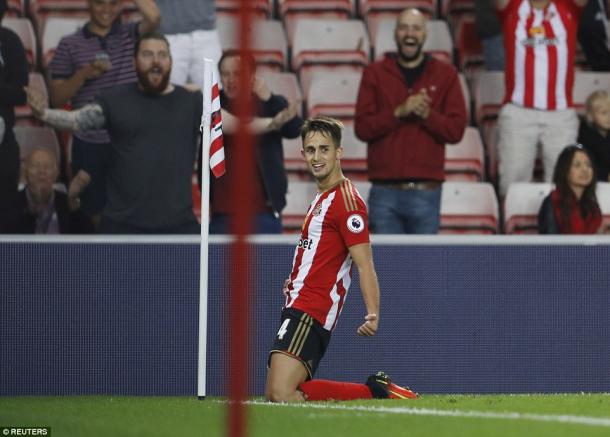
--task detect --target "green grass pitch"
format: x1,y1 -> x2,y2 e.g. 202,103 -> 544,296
2,394 -> 610,436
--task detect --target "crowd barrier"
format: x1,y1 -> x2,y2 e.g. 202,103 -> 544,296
1,235 -> 609,396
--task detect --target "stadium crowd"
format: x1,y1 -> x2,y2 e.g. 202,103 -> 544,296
0,0 -> 609,235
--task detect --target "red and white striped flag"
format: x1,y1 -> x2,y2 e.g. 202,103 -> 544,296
209,77 -> 225,178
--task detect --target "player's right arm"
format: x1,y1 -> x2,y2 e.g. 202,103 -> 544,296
27,86 -> 105,132
349,242 -> 381,337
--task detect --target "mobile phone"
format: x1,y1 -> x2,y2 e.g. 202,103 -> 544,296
95,52 -> 110,62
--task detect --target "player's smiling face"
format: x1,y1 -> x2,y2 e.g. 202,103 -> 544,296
302,131 -> 343,184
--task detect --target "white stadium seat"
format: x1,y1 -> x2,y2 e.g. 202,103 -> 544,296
440,182 -> 499,234
445,127 -> 485,182
504,183 -> 553,234
291,19 -> 370,94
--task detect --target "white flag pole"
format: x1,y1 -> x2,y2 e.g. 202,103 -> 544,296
198,58 -> 214,399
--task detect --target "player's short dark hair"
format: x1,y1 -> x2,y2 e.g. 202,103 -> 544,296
134,32 -> 170,57
0,0 -> 7,21
300,116 -> 343,148
218,49 -> 257,74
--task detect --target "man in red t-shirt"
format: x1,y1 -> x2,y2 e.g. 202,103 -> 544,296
264,116 -> 418,402
496,0 -> 587,196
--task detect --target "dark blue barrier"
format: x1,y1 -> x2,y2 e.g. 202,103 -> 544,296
1,237 -> 609,395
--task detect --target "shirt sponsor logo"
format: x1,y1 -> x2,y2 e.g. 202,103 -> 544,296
347,214 -> 364,233
522,25 -> 558,47
298,238 -> 314,250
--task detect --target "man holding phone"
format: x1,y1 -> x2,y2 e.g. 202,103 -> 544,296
48,0 -> 160,228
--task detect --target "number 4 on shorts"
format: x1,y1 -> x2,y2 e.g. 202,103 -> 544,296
277,319 -> 290,340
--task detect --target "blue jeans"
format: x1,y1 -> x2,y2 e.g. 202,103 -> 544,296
209,212 -> 283,234
368,184 -> 442,234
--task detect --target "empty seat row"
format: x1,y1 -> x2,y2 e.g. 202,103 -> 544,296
284,181 -> 610,234
283,180 -> 499,233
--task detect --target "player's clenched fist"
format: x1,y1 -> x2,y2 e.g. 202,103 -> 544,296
357,313 -> 378,336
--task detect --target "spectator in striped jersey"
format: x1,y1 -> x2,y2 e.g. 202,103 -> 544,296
496,0 -> 587,197
47,0 -> 160,228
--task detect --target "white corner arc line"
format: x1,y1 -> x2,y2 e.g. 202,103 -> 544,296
243,400 -> 610,428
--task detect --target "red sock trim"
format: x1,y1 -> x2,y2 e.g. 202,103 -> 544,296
298,379 -> 373,401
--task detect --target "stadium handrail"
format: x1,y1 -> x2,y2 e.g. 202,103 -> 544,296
2,234 -> 610,245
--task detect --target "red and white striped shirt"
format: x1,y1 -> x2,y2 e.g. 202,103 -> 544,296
285,179 -> 370,331
501,0 -> 582,110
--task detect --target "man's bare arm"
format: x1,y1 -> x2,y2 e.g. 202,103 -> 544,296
41,104 -> 106,132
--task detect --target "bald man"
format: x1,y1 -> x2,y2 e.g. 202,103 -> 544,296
2,148 -> 93,234
354,8 -> 467,235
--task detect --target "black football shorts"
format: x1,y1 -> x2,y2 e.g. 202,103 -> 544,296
268,308 -> 331,379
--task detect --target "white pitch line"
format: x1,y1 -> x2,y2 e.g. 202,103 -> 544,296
242,400 -> 610,428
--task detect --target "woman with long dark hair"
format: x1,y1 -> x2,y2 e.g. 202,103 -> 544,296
538,144 -> 602,234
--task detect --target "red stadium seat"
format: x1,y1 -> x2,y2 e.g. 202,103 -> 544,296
257,71 -> 304,116
454,14 -> 483,75
445,127 -> 485,182
306,70 -> 362,120
216,0 -> 272,19
361,0 -> 436,44
40,16 -> 88,69
291,19 -> 370,94
503,183 -> 552,234
283,179 -> 320,231
573,72 -> 610,115
440,182 -> 499,234
473,71 -> 504,126
14,125 -> 61,162
5,0 -> 24,16
278,0 -> 354,39
439,0 -> 474,17
2,17 -> 37,70
217,17 -> 288,71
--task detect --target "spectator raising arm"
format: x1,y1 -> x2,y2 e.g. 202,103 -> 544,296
135,0 -> 161,35
28,86 -> 105,132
